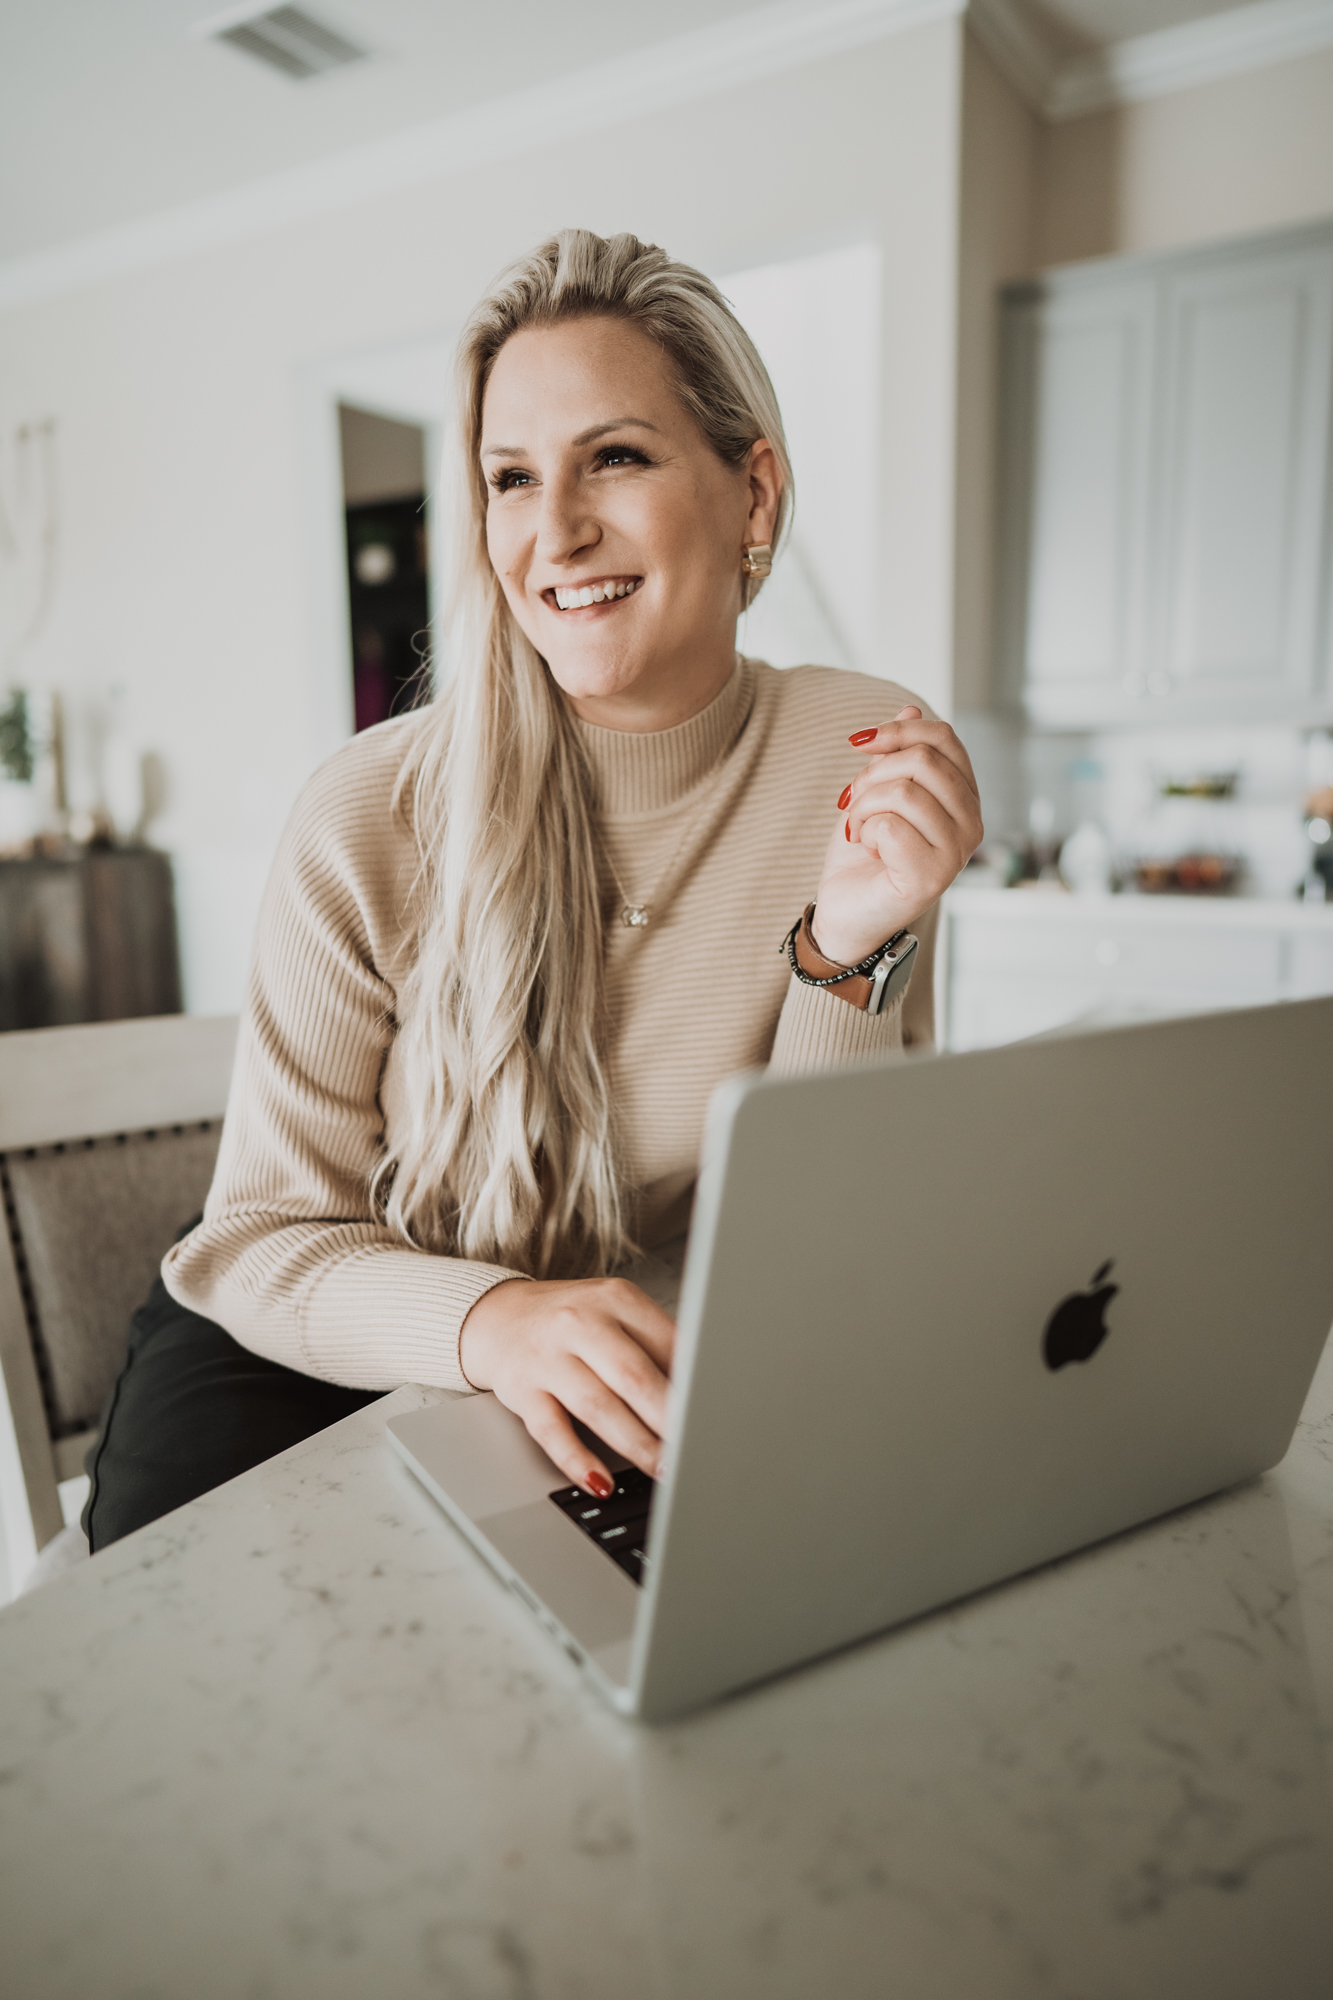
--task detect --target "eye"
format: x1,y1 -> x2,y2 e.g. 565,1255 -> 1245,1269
490,466 -> 534,493
595,444 -> 651,470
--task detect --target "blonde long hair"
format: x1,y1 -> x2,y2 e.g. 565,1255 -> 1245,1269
376,230 -> 792,1277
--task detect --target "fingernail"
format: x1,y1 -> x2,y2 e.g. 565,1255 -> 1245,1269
837,784 -> 852,810
844,818 -> 852,841
585,1469 -> 613,1499
849,728 -> 877,746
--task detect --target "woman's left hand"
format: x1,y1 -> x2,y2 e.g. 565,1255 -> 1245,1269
810,707 -> 983,966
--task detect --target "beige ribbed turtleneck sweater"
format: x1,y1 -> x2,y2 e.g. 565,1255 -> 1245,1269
163,659 -> 938,1391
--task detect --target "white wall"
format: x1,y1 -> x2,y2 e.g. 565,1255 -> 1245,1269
953,30 -> 1037,718
0,20 -> 962,1015
726,244 -> 884,679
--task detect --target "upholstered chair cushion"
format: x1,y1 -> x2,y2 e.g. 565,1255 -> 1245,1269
2,1122 -> 221,1440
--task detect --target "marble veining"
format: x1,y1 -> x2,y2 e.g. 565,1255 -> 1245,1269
1,1340 -> 1331,2000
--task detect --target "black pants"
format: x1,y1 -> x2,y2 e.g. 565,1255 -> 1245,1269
83,1248 -> 381,1552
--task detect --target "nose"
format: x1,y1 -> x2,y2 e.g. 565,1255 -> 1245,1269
535,467 -> 600,567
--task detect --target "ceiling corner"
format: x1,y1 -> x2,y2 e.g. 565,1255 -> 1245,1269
965,0 -> 1063,109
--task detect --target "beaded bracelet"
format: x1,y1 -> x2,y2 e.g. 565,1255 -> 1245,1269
780,910 -> 907,988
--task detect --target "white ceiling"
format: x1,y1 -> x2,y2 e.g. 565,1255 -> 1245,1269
0,0 -> 761,263
0,0 -> 1305,265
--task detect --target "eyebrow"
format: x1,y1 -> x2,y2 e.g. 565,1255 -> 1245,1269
481,417 -> 662,458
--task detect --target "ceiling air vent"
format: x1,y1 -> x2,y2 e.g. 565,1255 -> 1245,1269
211,6 -> 369,81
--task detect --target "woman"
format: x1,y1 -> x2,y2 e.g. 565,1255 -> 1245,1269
85,230 -> 982,1548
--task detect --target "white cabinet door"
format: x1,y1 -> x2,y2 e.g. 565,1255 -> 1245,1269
1154,243 -> 1333,701
999,279 -> 1155,716
1000,222 -> 1333,726
946,907 -> 1287,1052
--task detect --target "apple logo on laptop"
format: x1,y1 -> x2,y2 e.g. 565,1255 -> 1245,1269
1043,1260 -> 1119,1371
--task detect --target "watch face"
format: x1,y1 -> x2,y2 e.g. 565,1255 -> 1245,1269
871,936 -> 918,1015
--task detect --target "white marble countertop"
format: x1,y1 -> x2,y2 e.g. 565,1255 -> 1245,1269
3,1341 -> 1332,2000
947,883 -> 1333,929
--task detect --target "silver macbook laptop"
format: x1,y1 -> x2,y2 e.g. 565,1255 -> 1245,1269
388,996 -> 1333,1722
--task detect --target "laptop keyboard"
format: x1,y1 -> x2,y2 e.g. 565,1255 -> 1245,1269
549,1466 -> 656,1585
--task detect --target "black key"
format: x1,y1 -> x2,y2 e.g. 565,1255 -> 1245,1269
549,1470 -> 654,1533
549,1469 -> 655,1587
593,1513 -> 649,1549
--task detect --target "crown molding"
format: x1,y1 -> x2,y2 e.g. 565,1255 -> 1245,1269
0,0 -> 961,316
966,0 -> 1062,106
1047,0 -> 1333,120
971,0 -> 1333,122
6,0 -> 1328,312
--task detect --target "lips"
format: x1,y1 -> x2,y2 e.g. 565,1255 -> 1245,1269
546,578 -> 641,611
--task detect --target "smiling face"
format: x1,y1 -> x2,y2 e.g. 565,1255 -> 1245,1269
481,316 -> 781,730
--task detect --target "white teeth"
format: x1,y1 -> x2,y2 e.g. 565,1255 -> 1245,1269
553,580 -> 637,609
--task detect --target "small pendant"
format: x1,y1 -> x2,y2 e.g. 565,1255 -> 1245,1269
621,904 -> 651,929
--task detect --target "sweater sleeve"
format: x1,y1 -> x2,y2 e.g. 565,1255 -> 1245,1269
768,897 -> 939,1076
161,751 -> 521,1393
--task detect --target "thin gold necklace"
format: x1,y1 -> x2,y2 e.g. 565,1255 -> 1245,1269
601,813 -> 700,929
596,654 -> 742,928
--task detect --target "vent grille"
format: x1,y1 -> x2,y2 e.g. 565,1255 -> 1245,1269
214,6 -> 368,80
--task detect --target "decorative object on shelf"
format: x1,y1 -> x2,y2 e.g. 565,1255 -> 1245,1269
1058,821 -> 1115,896
1302,730 -> 1333,900
0,686 -> 32,783
1303,803 -> 1332,901
100,684 -> 146,844
1159,772 -> 1238,800
0,687 -> 65,854
1010,795 -> 1064,887
1134,854 -> 1241,896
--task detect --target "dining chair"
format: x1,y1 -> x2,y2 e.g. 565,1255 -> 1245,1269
0,1012 -> 237,1594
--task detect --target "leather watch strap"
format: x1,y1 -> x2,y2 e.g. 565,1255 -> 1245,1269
786,903 -> 919,1015
792,904 -> 878,1010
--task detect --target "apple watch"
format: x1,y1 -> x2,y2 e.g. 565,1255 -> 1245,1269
781,903 -> 918,1016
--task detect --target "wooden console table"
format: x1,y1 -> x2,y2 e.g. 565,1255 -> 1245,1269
0,849 -> 181,1031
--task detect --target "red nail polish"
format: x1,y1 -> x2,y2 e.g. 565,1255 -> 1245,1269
586,1469 -> 613,1499
837,784 -> 851,810
849,728 -> 877,746
844,818 -> 851,841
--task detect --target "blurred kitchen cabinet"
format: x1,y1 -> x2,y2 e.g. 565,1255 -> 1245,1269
0,849 -> 181,1032
997,276 -> 1156,717
998,220 -> 1333,727
1155,243 -> 1333,704
944,888 -> 1333,1052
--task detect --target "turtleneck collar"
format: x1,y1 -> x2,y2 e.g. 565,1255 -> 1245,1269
571,657 -> 754,816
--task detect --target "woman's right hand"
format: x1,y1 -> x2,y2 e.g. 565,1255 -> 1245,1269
458,1276 -> 676,1497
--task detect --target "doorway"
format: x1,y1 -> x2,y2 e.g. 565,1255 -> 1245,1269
339,405 -> 431,731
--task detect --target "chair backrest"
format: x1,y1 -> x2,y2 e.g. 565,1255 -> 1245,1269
0,1014 -> 237,1584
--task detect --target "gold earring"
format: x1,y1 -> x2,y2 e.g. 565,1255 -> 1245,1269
741,543 -> 772,579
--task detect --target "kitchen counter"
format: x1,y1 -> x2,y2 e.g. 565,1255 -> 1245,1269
2,1340 -> 1332,1999
942,884 -> 1333,1049
947,881 -> 1333,928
